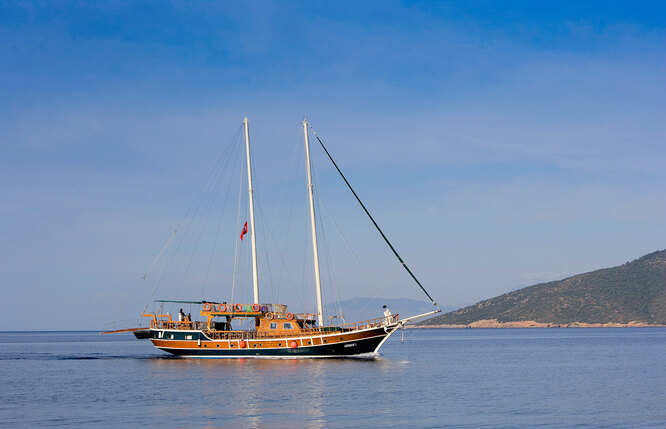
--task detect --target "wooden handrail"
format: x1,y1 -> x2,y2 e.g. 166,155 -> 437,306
149,314 -> 399,338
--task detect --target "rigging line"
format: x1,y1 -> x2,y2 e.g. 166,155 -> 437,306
309,155 -> 345,318
253,188 -> 275,303
174,135 -> 236,298
278,132 -> 307,305
143,230 -> 177,305
300,202 -> 310,312
201,133 -> 243,297
163,126 -> 241,298
250,120 -> 301,125
309,126 -> 438,306
145,125 -> 243,305
255,201 -> 279,304
311,157 -> 383,318
174,124 -> 244,231
253,171 -> 306,306
160,123 -> 242,298
402,321 -> 427,342
252,129 -> 313,306
398,311 -> 431,343
265,125 -> 305,301
246,136 -> 276,303
242,215 -> 252,308
231,137 -> 246,306
315,194 -> 333,311
317,187 -> 386,307
318,194 -> 345,320
141,229 -> 177,280
147,236 -> 175,304
148,208 -> 189,304
122,228 -> 174,315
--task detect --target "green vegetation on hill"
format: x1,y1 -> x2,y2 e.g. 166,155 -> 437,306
423,250 -> 666,325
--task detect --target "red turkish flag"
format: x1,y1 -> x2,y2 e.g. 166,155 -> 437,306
240,221 -> 248,240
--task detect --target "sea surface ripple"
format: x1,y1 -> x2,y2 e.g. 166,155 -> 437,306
0,328 -> 664,428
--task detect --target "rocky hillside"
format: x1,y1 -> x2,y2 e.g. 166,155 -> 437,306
422,250 -> 666,326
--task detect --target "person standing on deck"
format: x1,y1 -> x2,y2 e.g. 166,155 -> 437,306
178,308 -> 185,322
383,305 -> 394,324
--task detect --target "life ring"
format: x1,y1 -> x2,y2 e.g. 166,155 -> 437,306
239,340 -> 246,348
290,341 -> 298,348
286,312 -> 294,320
265,312 -> 273,320
252,304 -> 260,312
203,303 -> 211,311
234,304 -> 243,312
218,303 -> 226,312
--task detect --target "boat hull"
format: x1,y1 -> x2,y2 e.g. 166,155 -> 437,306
149,326 -> 394,358
133,330 -> 151,339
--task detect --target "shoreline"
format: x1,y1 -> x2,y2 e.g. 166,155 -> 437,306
414,319 -> 666,329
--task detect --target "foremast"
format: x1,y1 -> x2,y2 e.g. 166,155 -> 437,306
244,117 -> 260,304
303,118 -> 324,327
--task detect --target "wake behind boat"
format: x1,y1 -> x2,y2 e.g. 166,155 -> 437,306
105,118 -> 439,357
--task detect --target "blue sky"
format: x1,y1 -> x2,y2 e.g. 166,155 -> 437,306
1,1 -> 665,330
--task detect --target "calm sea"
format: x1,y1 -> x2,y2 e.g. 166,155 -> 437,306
1,328 -> 664,428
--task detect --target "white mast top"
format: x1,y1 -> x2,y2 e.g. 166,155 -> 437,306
303,118 -> 324,327
244,117 -> 260,304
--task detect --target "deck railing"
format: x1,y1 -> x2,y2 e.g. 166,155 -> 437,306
150,320 -> 207,330
149,314 -> 399,338
329,314 -> 399,332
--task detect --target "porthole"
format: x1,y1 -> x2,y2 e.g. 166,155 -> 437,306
307,341 -> 311,345
216,344 -> 220,348
323,340 -> 327,343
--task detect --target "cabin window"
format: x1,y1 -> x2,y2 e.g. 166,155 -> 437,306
158,331 -> 164,339
269,322 -> 277,329
185,335 -> 193,340
168,334 -> 174,339
283,323 -> 293,330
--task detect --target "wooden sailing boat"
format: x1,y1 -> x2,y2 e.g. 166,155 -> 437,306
117,118 -> 439,357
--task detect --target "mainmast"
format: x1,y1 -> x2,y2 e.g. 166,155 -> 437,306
303,118 -> 324,327
244,117 -> 260,304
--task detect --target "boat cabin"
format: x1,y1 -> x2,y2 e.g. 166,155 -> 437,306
199,302 -> 318,334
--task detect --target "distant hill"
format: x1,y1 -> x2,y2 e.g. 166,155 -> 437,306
421,250 -> 666,326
